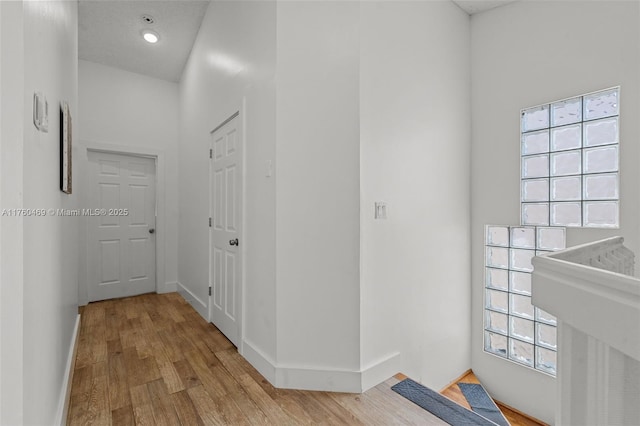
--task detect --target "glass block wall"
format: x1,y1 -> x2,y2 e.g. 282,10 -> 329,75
484,225 -> 565,375
521,87 -> 620,228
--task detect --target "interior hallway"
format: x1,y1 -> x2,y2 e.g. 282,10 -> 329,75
3,1 -> 638,423
67,293 -> 446,425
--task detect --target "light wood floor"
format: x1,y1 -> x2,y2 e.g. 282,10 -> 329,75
68,292 -> 448,425
440,371 -> 547,426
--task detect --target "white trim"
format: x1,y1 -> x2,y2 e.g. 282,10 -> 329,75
55,314 -> 80,426
242,339 -> 362,393
241,339 -> 277,385
177,281 -> 208,320
240,96 -> 248,367
533,237 -> 640,360
533,237 -> 640,425
81,142 -> 167,300
241,340 -> 398,393
275,365 -> 362,393
159,281 -> 178,294
360,352 -> 401,392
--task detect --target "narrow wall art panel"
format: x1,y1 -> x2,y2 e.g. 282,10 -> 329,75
60,101 -> 72,194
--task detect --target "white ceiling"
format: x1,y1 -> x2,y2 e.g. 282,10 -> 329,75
452,0 -> 519,15
78,0 -> 210,82
78,0 -> 518,83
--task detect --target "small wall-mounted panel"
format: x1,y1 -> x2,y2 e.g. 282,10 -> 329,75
33,92 -> 49,132
374,202 -> 387,219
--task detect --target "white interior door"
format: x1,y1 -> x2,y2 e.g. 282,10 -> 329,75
210,114 -> 242,347
86,151 -> 156,302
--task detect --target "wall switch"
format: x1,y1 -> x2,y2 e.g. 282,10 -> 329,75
33,92 -> 49,133
374,202 -> 387,219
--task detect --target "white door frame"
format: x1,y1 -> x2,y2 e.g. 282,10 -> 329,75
209,103 -> 246,350
80,142 -> 167,304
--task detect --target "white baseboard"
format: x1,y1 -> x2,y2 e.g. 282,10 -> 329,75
158,281 -> 178,294
242,339 -> 360,392
173,288 -> 399,394
360,352 -> 400,392
176,281 -> 208,320
276,365 -> 362,392
55,314 -> 81,426
241,340 -> 397,393
241,339 -> 277,385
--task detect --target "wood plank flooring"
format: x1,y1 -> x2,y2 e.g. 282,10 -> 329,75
68,293 -> 447,425
440,371 -> 547,426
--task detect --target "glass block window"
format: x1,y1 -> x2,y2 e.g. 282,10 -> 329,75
484,225 -> 566,375
521,87 -> 620,228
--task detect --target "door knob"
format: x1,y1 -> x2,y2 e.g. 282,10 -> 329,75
149,228 -> 155,234
229,238 -> 238,246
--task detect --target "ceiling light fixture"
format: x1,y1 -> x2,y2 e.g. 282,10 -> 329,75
142,30 -> 159,44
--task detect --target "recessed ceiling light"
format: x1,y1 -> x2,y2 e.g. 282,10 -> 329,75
142,30 -> 159,44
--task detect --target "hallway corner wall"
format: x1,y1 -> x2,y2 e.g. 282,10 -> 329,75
359,0 -> 472,392
178,0 -> 278,364
274,0 -> 362,385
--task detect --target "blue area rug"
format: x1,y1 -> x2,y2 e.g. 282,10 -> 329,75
391,379 -> 498,426
458,383 -> 510,426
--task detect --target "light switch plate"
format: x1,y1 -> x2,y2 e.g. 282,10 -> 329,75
375,202 -> 387,219
266,160 -> 273,177
33,92 -> 49,133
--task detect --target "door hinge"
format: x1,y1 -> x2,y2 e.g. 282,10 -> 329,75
209,148 -> 213,159
209,217 -> 212,227
208,287 -> 212,296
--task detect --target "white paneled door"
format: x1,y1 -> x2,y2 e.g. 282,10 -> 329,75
210,114 -> 242,347
87,151 -> 156,302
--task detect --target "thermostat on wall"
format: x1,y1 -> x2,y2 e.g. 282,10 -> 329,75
33,92 -> 49,132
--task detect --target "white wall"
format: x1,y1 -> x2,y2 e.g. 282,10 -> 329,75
471,1 -> 640,422
275,1 -> 362,382
179,0 -> 473,393
20,1 -> 79,424
1,5 -> 3,421
360,0 -> 471,391
0,2 -> 25,423
178,0 -> 278,360
77,60 -> 179,303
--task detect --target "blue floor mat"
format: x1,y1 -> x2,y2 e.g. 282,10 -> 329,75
458,383 -> 510,426
391,379 -> 498,426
